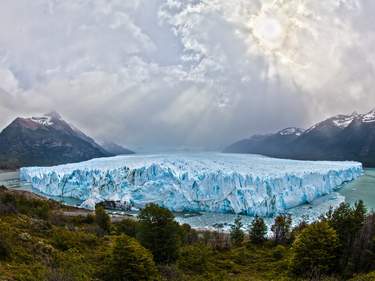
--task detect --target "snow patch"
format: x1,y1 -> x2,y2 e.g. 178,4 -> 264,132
332,116 -> 355,128
29,116 -> 54,126
362,110 -> 375,123
278,127 -> 304,136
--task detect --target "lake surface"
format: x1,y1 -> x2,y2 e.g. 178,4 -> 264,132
337,168 -> 375,210
1,168 -> 374,230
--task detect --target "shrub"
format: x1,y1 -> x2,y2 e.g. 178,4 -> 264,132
290,221 -> 339,279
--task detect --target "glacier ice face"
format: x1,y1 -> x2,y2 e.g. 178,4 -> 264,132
19,153 -> 363,216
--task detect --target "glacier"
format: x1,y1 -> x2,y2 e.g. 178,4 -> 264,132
19,153 -> 363,216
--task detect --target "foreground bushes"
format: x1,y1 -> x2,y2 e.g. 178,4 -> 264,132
1,186 -> 375,281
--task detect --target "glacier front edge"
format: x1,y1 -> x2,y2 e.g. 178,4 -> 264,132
19,153 -> 363,216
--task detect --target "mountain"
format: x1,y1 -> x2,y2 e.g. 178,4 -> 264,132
0,111 -> 112,169
100,141 -> 134,155
224,110 -> 375,167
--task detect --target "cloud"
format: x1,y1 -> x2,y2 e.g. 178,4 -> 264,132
0,0 -> 374,150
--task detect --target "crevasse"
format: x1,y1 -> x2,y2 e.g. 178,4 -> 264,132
19,153 -> 363,216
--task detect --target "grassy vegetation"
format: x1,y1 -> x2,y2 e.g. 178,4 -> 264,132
0,186 -> 374,281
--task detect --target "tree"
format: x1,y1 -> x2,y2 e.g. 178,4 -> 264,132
271,214 -> 292,244
137,203 -> 180,264
95,205 -> 111,233
100,235 -> 160,281
230,216 -> 245,247
328,201 -> 367,274
249,215 -> 267,244
349,213 -> 375,274
290,221 -> 339,279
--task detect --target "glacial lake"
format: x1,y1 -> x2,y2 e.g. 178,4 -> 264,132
1,168 -> 375,230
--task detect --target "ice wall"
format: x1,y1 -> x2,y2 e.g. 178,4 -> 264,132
20,153 -> 363,216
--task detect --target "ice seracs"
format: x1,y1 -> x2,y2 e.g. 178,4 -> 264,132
20,153 -> 363,216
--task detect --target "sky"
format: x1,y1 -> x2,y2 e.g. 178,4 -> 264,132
0,0 -> 375,151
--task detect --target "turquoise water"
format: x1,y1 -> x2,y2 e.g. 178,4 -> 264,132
337,168 -> 375,210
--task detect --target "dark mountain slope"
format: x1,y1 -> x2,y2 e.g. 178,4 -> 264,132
0,112 -> 111,168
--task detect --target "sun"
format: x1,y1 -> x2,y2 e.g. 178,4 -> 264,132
251,13 -> 285,52
244,0 -> 310,69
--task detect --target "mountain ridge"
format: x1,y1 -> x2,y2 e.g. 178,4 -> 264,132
224,109 -> 375,167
